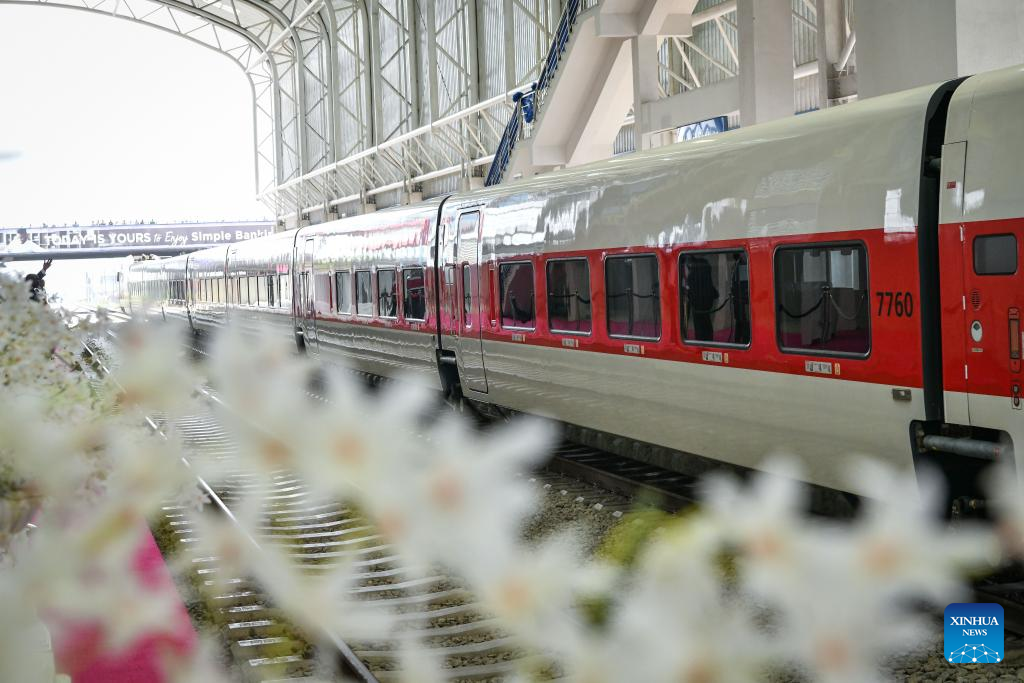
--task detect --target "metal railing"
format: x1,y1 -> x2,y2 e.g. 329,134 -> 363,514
484,0 -> 588,186
484,97 -> 525,187
260,92 -> 515,219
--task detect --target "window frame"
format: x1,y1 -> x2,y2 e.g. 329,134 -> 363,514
460,264 -> 472,328
279,273 -> 292,309
354,270 -> 373,317
376,268 -> 399,319
678,247 -> 752,350
604,253 -> 662,341
498,260 -> 537,331
250,275 -> 261,306
773,240 -> 872,359
402,267 -> 427,321
546,257 -> 592,336
973,233 -> 1018,276
335,270 -> 353,314
266,274 -> 276,308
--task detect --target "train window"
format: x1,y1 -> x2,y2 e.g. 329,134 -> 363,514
314,273 -> 332,311
974,234 -> 1017,275
265,275 -> 275,307
355,270 -> 372,316
775,243 -> 870,356
249,276 -> 261,306
606,255 -> 660,339
335,271 -> 352,313
403,268 -> 427,321
547,259 -> 591,334
279,274 -> 292,308
680,250 -> 751,346
499,262 -> 536,329
377,269 -> 398,318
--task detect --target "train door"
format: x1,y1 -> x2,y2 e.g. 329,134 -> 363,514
961,219 -> 1023,417
941,140 -> 1024,421
300,237 -> 319,354
456,211 -> 488,393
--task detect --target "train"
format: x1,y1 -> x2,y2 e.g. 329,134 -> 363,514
111,63 -> 1024,509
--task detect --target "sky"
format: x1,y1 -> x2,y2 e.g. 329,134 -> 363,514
0,5 -> 269,228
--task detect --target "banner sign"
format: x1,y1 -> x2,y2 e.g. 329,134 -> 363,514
1,222 -> 274,251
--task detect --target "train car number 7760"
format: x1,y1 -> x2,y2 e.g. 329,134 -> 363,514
875,291 -> 914,317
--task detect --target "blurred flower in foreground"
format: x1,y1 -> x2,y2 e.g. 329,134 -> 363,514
0,273 -> 1017,683
986,461 -> 1024,558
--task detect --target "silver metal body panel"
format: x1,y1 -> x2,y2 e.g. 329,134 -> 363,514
226,229 -> 299,342
946,65 -> 1024,224
314,321 -> 440,388
446,82 -> 940,256
292,200 -> 444,386
186,245 -> 230,332
469,339 -> 921,496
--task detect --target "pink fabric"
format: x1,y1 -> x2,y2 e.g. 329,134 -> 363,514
608,320 -> 660,338
780,330 -> 868,354
549,317 -> 592,334
51,527 -> 197,682
502,316 -> 535,328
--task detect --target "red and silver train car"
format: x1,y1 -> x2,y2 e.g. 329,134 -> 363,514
122,64 -> 1024,505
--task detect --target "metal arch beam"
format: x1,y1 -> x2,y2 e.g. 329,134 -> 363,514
239,0 -> 308,182
142,0 -> 290,190
325,0 -> 373,160
309,0 -> 371,165
3,0 -> 365,219
0,0 -> 263,65
0,0 -> 285,195
241,0 -> 339,180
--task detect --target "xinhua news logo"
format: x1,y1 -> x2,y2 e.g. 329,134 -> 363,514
944,603 -> 1004,664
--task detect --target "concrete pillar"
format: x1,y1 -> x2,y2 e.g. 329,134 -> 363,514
737,0 -> 794,125
953,0 -> 1024,77
631,34 -> 661,150
815,0 -> 845,108
855,0 -> 1024,100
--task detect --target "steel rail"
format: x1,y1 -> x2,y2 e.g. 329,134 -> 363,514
974,583 -> 1024,637
80,331 -> 379,683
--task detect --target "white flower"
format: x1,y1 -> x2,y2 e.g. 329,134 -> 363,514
702,460 -> 814,598
840,461 -> 999,604
248,539 -> 392,642
106,320 -> 200,417
985,459 -> 1024,557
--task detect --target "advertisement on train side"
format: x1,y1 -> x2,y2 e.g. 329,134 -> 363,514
0,222 -> 274,252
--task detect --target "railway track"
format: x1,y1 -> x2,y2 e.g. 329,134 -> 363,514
81,326 -> 632,682
83,310 -> 1024,669
153,394 -> 633,681
82,334 -> 376,682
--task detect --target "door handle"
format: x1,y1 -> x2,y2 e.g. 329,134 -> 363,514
1010,307 -> 1021,372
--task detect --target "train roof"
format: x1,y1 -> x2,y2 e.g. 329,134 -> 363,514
445,79 -> 947,251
